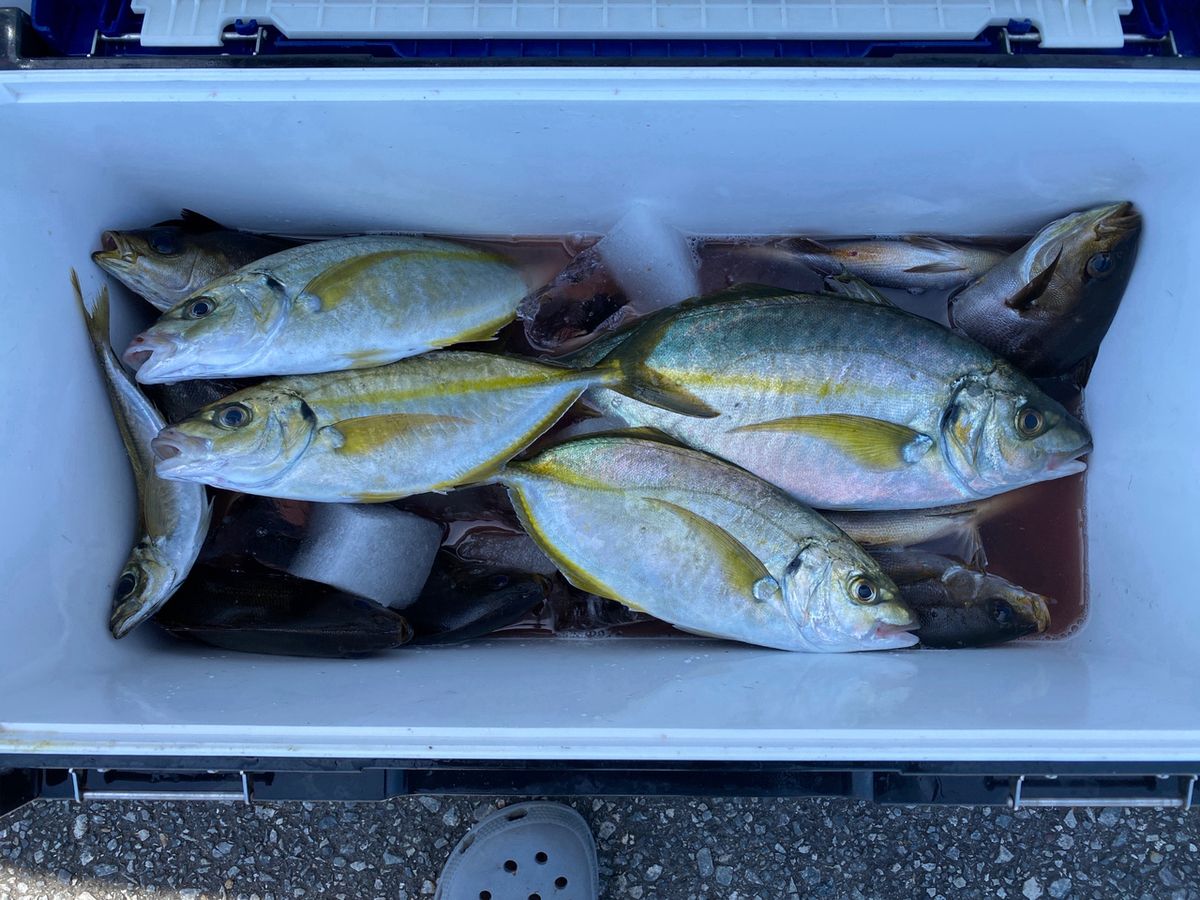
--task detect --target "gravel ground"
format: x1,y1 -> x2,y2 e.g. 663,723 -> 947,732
1,796 -> 1198,899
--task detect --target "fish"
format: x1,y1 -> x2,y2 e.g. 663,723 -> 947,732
73,271 -> 211,638
92,210 -> 298,312
775,235 -> 1010,292
123,235 -> 532,383
872,549 -> 1051,649
150,347 -> 711,503
948,202 -> 1141,384
404,554 -> 549,645
491,435 -> 917,652
452,527 -> 560,577
586,286 -> 1093,510
155,561 -> 413,658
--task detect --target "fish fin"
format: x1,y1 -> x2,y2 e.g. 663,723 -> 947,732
1005,246 -> 1063,311
901,235 -> 959,252
783,236 -> 835,253
593,319 -> 720,419
1069,353 -> 1098,390
821,273 -> 895,307
300,247 -> 493,312
904,261 -> 968,275
729,414 -> 933,470
326,413 -> 475,456
642,497 -> 776,600
72,268 -> 111,353
177,209 -> 226,232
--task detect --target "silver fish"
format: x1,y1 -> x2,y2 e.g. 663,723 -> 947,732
73,271 -> 211,638
776,235 -> 1009,292
123,235 -> 531,383
494,435 -> 917,652
150,348 -> 706,503
586,286 -> 1093,510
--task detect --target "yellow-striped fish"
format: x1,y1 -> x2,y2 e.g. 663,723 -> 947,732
124,235 -> 531,383
151,347 -> 713,503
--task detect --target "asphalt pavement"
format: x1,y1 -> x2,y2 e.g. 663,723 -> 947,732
1,796 -> 1198,898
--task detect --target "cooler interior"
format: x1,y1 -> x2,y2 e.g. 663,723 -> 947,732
1,67 -> 1198,761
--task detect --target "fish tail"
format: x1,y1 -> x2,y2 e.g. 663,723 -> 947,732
584,326 -> 720,420
72,268 -> 111,354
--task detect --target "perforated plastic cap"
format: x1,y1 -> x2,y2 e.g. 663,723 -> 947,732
434,802 -> 599,900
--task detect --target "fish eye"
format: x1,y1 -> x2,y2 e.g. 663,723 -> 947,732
1086,252 -> 1113,278
186,297 -> 215,319
148,232 -> 181,256
849,576 -> 880,605
115,570 -> 139,599
990,599 -> 1016,626
215,403 -> 252,429
1015,406 -> 1045,438
488,574 -> 511,591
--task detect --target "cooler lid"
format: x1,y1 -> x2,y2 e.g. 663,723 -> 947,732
128,0 -> 1134,49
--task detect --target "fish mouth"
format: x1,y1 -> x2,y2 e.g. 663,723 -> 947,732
1094,201 -> 1141,237
91,232 -> 135,270
870,621 -> 920,649
152,429 -> 214,476
123,332 -> 179,381
110,598 -> 152,639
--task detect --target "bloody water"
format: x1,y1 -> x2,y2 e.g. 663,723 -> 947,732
440,235 -> 1090,641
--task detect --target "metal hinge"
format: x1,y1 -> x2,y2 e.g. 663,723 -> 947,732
68,768 -> 253,805
1011,773 -> 1197,809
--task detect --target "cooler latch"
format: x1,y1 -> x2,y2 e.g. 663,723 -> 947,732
68,767 -> 253,805
1011,774 -> 1197,809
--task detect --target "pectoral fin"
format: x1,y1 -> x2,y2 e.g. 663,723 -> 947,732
326,413 -> 475,456
1005,246 -> 1063,311
729,414 -> 933,470
904,261 -> 967,275
301,247 -> 492,312
643,497 -> 777,601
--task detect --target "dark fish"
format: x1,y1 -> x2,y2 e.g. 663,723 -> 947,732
948,202 -> 1141,385
155,562 -> 412,658
873,549 -> 1051,649
91,209 -> 299,312
403,553 -> 548,645
143,377 -> 254,424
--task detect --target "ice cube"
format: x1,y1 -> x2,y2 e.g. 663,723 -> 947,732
595,205 -> 700,315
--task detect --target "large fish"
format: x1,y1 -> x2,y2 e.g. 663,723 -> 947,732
123,235 -> 531,383
492,436 -> 917,652
872,549 -> 1051,649
151,348 -> 706,503
73,272 -> 211,638
948,202 -> 1141,384
587,287 -> 1092,510
775,235 -> 1009,292
92,210 -> 298,312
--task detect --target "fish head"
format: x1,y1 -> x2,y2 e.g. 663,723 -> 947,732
108,540 -> 181,638
941,372 -> 1092,495
92,226 -> 216,307
152,387 -> 317,490
782,539 -> 918,651
916,565 -> 1052,647
122,271 -> 290,383
1024,202 -> 1141,316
